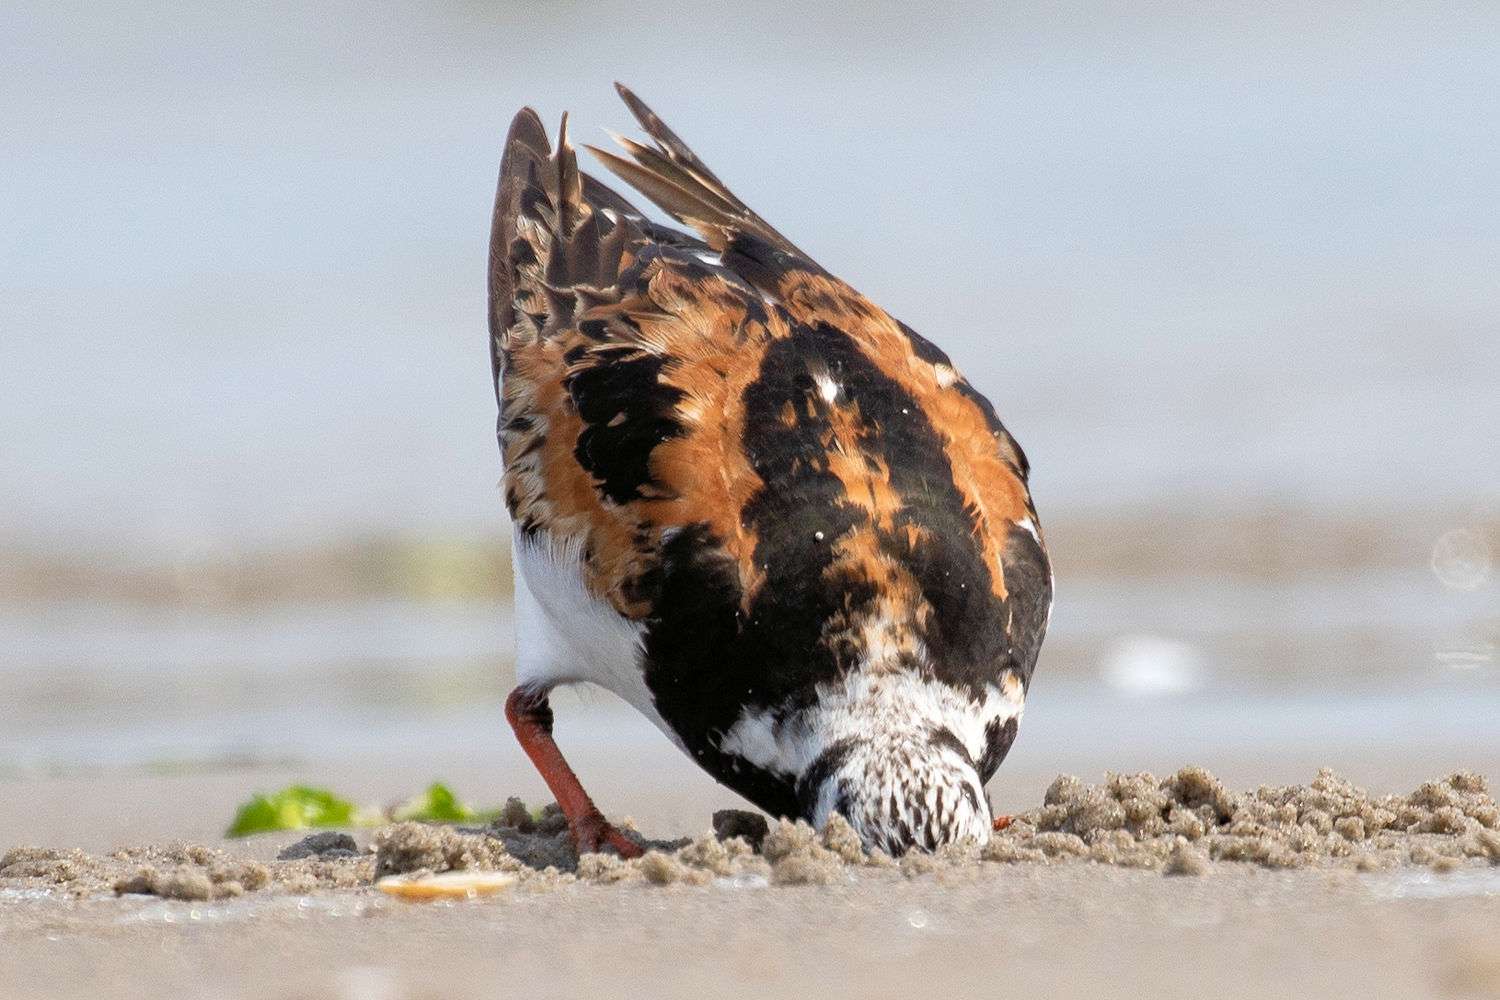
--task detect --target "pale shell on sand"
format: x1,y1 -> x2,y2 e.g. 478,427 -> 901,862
375,870 -> 517,901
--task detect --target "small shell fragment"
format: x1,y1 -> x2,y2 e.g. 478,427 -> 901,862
375,871 -> 517,901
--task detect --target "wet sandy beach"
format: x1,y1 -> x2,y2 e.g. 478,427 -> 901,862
5,748 -> 1500,1000
4,856 -> 1500,1000
3,500 -> 1497,1000
3,515 -> 1494,1000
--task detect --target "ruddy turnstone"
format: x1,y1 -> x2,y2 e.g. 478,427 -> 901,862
488,85 -> 1052,857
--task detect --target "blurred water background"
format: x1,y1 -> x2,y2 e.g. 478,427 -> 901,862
2,2 -> 1496,780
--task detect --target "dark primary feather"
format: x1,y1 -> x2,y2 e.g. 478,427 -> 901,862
612,83 -> 728,186
584,83 -> 807,259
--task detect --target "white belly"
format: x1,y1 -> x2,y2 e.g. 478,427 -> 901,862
510,532 -> 685,749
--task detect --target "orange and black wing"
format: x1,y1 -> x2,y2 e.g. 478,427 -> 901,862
488,90 -> 1051,777
488,106 -> 790,615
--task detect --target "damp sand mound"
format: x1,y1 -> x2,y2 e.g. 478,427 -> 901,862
0,840 -> 372,901
550,767 -> 1500,882
986,767 -> 1500,873
3,768 -> 1496,900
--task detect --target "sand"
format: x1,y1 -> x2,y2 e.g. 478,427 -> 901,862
5,768 -> 1495,906
0,840 -> 372,901
4,765 -> 1500,1000
987,767 -> 1500,871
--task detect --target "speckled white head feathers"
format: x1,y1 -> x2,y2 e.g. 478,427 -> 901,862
725,671 -> 1021,853
806,735 -> 993,854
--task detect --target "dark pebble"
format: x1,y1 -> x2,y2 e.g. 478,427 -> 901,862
713,810 -> 770,852
277,831 -> 359,860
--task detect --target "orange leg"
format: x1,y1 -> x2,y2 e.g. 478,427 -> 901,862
992,815 -> 1014,832
505,688 -> 643,859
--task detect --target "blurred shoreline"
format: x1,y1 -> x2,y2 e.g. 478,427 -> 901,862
2,506 -> 1493,607
2,505 -> 1492,765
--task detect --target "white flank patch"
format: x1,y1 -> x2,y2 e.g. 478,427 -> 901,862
511,533 -> 685,750
1015,516 -> 1040,543
933,363 -> 958,388
718,708 -> 816,777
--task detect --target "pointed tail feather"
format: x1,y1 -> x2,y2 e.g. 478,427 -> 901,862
586,83 -> 806,258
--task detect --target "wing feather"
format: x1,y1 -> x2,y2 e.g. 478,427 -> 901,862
588,83 -> 809,259
488,107 -> 552,386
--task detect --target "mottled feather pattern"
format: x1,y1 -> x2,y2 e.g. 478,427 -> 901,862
489,85 -> 1052,845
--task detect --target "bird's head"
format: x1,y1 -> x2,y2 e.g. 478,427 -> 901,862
797,725 -> 993,856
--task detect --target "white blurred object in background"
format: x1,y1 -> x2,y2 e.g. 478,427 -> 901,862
1100,635 -> 1206,697
1430,528 -> 1493,592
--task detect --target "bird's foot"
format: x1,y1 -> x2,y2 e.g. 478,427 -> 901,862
992,814 -> 1014,832
572,810 -> 645,859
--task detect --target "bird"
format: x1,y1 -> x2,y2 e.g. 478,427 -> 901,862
488,84 -> 1052,857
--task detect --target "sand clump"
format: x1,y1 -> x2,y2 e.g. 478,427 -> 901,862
373,814 -> 768,890
0,841 -> 370,901
1163,839 -> 1211,876
2,768 -> 1496,902
571,834 -> 770,888
369,809 -> 870,889
112,861 -> 268,901
752,813 -> 900,885
372,823 -> 521,880
985,767 -> 1500,873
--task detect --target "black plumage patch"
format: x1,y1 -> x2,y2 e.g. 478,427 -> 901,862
795,738 -> 855,815
632,523 -> 802,819
636,320 -> 1039,818
891,318 -> 1031,480
722,233 -> 825,291
895,318 -> 952,367
508,237 -> 537,268
516,184 -> 550,229
1001,522 -> 1052,683
927,726 -> 977,768
885,514 -> 1012,701
977,717 -> 1019,783
565,349 -> 685,505
803,326 -> 1018,702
